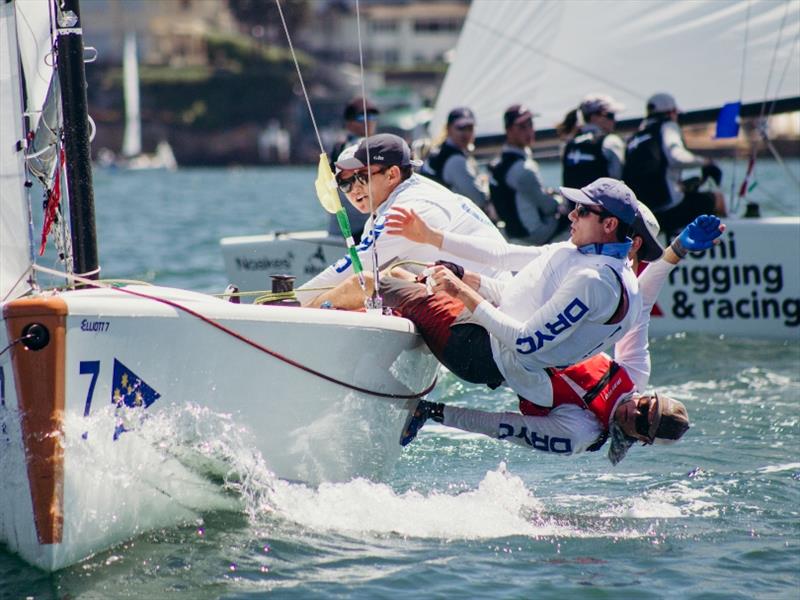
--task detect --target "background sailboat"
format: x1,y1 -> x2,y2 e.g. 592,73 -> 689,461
101,32 -> 177,170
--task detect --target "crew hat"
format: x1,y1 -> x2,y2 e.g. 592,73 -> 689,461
447,106 -> 476,127
560,177 -> 639,225
334,143 -> 359,175
647,92 -> 679,114
344,96 -> 380,121
335,133 -> 423,170
503,104 -> 536,129
608,393 -> 690,465
632,202 -> 664,262
580,93 -> 624,117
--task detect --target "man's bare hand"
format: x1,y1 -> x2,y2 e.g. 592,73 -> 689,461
384,206 -> 443,248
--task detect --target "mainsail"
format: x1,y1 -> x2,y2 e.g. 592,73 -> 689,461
433,0 -> 800,136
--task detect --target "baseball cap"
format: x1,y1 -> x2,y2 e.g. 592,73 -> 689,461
344,96 -> 380,121
335,133 -> 423,170
560,177 -> 639,225
503,104 -> 536,129
580,93 -> 625,117
334,143 -> 359,175
632,202 -> 664,262
608,393 -> 690,465
647,92 -> 679,114
447,106 -> 476,127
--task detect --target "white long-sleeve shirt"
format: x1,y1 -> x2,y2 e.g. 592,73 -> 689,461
297,174 -> 506,303
440,253 -> 679,457
660,120 -> 707,207
436,234 -> 642,405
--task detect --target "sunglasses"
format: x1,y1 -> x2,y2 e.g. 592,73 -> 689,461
575,204 -> 609,219
634,395 -> 658,443
336,167 -> 386,193
454,124 -> 474,131
603,112 -> 616,121
353,113 -> 378,123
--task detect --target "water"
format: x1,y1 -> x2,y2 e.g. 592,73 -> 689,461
2,160 -> 799,598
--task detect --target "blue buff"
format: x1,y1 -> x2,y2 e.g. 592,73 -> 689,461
577,239 -> 632,259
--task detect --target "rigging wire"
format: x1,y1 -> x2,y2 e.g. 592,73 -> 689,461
354,0 -> 382,310
274,0 -> 324,155
730,0 -> 752,212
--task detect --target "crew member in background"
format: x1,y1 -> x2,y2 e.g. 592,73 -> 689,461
390,200 -> 724,465
327,97 -> 379,241
623,92 -> 726,235
489,104 -> 565,245
559,93 -> 626,188
421,107 -> 495,219
297,133 -> 507,309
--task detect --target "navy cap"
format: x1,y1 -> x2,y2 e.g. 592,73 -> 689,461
503,104 -> 536,129
335,133 -> 423,170
560,178 -> 639,225
344,96 -> 379,121
447,106 -> 475,127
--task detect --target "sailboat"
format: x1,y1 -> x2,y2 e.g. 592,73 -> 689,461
222,0 -> 799,340
100,31 -> 177,170
0,0 -> 437,571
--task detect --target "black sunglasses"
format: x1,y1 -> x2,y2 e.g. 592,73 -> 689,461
634,394 -> 658,444
575,204 -> 610,219
603,112 -> 616,121
337,168 -> 386,193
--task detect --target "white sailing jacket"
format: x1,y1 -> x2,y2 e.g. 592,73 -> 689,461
440,235 -> 642,406
297,174 -> 506,303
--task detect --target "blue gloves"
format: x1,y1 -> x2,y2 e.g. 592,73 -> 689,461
672,215 -> 722,257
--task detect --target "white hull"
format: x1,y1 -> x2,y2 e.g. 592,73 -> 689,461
0,285 -> 438,570
221,217 -> 800,340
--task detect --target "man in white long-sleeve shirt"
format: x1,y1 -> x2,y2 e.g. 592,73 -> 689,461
623,93 -> 726,234
381,177 -> 643,409
297,133 -> 507,308
388,206 -> 723,464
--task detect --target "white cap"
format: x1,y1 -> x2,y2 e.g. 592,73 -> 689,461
647,92 -> 679,114
579,93 -> 624,117
334,143 -> 359,174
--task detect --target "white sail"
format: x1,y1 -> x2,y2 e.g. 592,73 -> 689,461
14,0 -> 54,133
433,0 -> 800,136
0,1 -> 33,301
121,31 -> 142,158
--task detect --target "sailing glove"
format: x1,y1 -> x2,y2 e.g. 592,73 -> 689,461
671,215 -> 722,257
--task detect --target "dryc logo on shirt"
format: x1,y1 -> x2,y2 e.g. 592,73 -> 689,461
516,297 -> 589,354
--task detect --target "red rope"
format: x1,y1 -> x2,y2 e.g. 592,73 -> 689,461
105,285 -> 436,400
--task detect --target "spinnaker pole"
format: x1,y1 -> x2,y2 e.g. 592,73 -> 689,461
56,0 -> 99,280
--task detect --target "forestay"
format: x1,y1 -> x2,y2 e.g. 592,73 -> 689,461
432,0 -> 800,136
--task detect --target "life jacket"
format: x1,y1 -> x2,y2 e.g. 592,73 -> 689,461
421,141 -> 463,188
562,130 -> 609,188
622,117 -> 671,209
518,354 -> 636,450
489,151 -> 528,238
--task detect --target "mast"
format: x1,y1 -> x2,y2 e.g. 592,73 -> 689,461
56,0 -> 99,280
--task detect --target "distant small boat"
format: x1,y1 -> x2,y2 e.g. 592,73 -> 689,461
99,32 -> 177,171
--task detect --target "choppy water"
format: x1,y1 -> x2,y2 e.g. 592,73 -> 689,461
2,160 -> 799,599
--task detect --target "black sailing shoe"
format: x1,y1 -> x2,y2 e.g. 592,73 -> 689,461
400,400 -> 444,446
